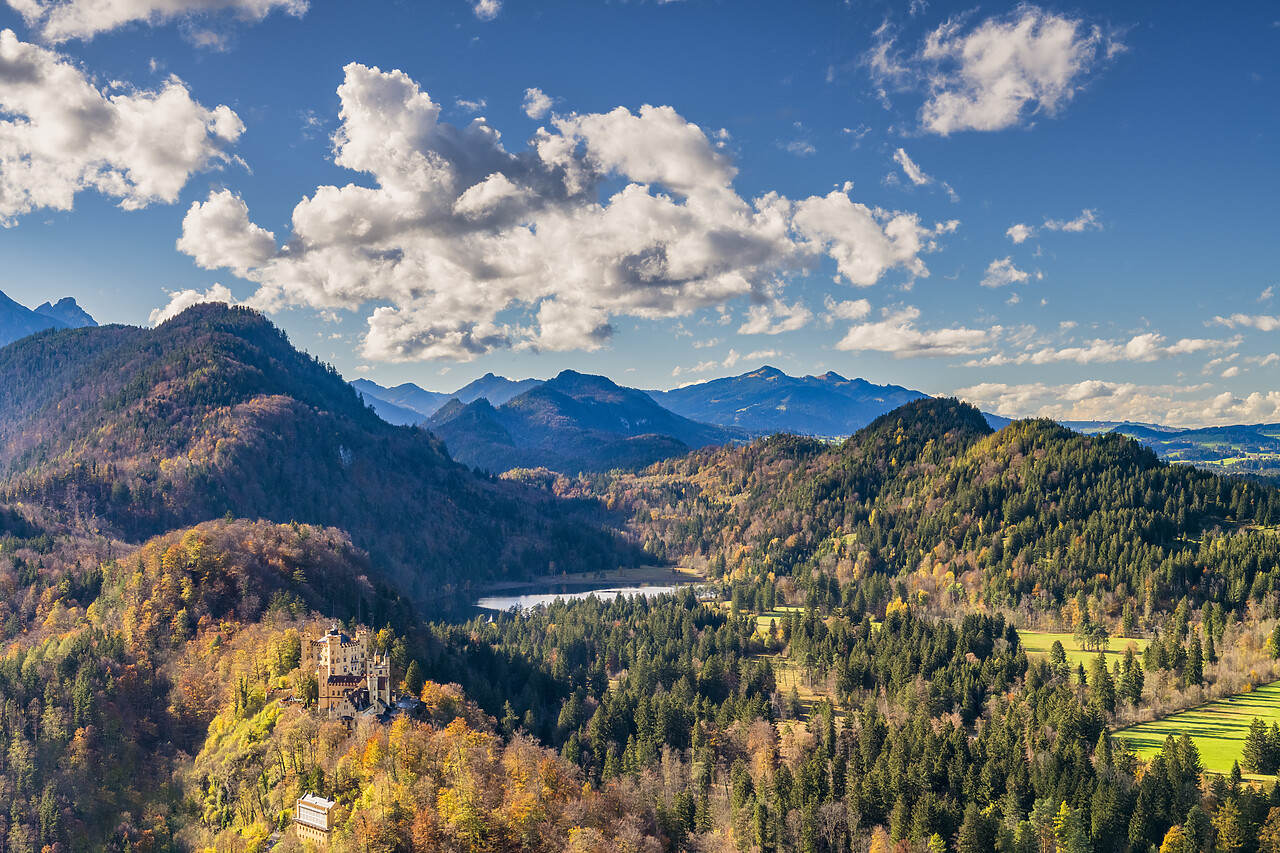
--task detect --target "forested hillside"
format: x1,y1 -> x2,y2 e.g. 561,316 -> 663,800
4,311 -> 1280,852
0,304 -> 639,592
581,398 -> 1280,620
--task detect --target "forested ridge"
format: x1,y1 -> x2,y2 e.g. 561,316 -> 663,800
0,304 -> 640,592
2,309 -> 1280,851
582,398 -> 1280,620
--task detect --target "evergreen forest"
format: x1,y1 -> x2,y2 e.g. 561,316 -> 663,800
1,306 -> 1280,852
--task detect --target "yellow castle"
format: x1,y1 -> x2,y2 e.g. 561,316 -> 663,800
302,626 -> 394,718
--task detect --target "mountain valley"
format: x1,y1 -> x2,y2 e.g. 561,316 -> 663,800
0,307 -> 1278,853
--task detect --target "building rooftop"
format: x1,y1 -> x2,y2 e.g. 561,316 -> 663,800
299,793 -> 336,810
326,675 -> 365,686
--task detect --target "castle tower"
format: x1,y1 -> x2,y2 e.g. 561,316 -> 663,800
305,625 -> 392,716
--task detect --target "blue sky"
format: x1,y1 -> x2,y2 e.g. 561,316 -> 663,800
0,0 -> 1276,425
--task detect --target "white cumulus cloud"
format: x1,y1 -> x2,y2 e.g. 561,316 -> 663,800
965,333 -> 1236,367
835,305 -> 994,358
889,147 -> 958,200
871,6 -> 1120,136
176,190 -> 276,277
1005,209 -> 1100,244
149,283 -> 239,325
1044,208 -> 1101,233
893,148 -> 931,186
1212,313 -> 1280,332
179,63 -> 947,362
522,87 -> 552,119
470,0 -> 500,21
738,300 -> 813,335
0,30 -> 243,225
981,256 -> 1030,287
1006,223 -> 1034,244
823,296 -> 871,323
7,0 -> 306,43
791,192 -> 948,287
955,381 -> 1280,428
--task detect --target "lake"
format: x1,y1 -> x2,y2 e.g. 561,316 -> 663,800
474,583 -> 690,612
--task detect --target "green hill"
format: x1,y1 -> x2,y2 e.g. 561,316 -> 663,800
0,304 -> 639,595
602,397 -> 1280,613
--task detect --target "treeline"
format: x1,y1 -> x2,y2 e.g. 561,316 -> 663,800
159,583 -> 1280,853
586,399 -> 1280,621
4,504 -> 1280,852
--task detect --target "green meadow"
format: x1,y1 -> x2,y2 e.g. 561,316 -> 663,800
754,606 -> 806,636
1018,629 -> 1148,669
1117,681 -> 1280,776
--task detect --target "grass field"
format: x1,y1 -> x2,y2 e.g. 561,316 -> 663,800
1116,681 -> 1280,776
754,607 -> 806,637
1018,630 -> 1148,669
753,653 -> 829,722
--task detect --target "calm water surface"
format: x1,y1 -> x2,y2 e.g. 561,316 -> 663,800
475,583 -> 689,612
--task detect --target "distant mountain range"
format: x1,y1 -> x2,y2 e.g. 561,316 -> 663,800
353,366 -> 1280,481
353,366 -> 931,472
0,290 -> 97,346
425,370 -> 743,473
352,373 -> 542,425
649,366 -> 927,437
355,366 -> 926,440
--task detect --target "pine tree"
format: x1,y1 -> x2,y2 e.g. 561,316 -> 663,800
1179,733 -> 1204,781
603,745 -> 621,780
957,801 -> 994,853
753,800 -> 772,853
1055,802 -> 1093,853
1122,601 -> 1137,638
37,781 -> 58,848
1120,647 -> 1146,705
1184,805 -> 1212,853
1030,799 -> 1058,853
1183,632 -> 1204,687
1174,597 -> 1191,639
890,793 -> 912,843
1129,791 -> 1153,848
1089,652 -> 1116,715
402,659 -> 425,696
695,788 -> 712,833
787,684 -> 803,720
1243,717 -> 1271,774
501,701 -> 518,736
1096,731 -> 1114,769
